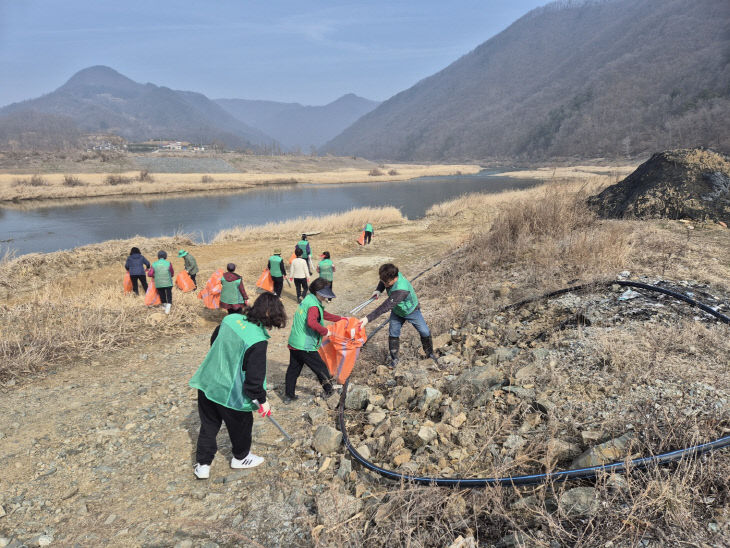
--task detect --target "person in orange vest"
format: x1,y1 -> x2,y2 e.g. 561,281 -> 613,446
220,263 -> 250,314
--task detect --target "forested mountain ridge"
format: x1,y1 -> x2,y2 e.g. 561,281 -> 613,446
216,94 -> 380,151
0,66 -> 275,150
323,0 -> 730,161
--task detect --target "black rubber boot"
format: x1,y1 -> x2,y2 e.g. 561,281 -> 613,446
322,377 -> 335,397
421,335 -> 439,367
388,336 -> 400,368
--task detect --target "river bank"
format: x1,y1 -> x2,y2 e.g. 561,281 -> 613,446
0,162 -> 480,203
1,173 -> 728,546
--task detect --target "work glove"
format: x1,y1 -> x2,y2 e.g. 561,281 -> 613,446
359,317 -> 369,328
257,401 -> 271,417
371,291 -> 381,300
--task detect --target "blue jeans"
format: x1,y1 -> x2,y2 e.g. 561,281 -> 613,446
388,307 -> 431,338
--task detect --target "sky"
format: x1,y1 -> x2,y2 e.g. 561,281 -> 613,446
0,0 -> 548,108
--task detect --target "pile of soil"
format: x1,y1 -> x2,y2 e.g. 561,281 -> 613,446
587,148 -> 730,223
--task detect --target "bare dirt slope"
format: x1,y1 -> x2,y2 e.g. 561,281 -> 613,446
0,217 -> 463,547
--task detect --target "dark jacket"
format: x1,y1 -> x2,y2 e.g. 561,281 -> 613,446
125,253 -> 150,276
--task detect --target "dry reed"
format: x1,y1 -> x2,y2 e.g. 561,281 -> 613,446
212,207 -> 405,243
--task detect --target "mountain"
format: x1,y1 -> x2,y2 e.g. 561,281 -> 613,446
0,66 -> 275,150
323,0 -> 730,161
216,94 -> 380,150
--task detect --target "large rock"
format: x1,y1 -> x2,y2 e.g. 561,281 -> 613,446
544,439 -> 582,464
316,491 -> 363,527
571,433 -> 633,468
418,387 -> 442,411
345,385 -> 371,410
392,386 -> 415,408
559,487 -> 599,516
451,366 -> 503,393
312,425 -> 342,454
416,426 -> 438,446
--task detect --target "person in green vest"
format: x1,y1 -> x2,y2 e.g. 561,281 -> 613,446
359,263 -> 437,368
316,251 -> 335,290
267,248 -> 287,298
364,222 -> 374,245
284,278 -> 343,402
178,249 -> 199,289
295,233 -> 313,275
189,293 -> 287,479
148,250 -> 174,314
220,263 -> 250,314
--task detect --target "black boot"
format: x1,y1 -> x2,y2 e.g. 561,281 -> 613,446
388,336 -> 400,368
421,335 -> 439,366
322,377 -> 335,397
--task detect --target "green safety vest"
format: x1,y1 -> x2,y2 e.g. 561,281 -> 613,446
183,254 -> 199,276
365,224 -> 373,232
269,255 -> 284,277
189,315 -> 269,411
297,240 -> 309,259
288,293 -> 324,351
387,275 -> 419,317
318,258 -> 334,281
221,277 -> 244,305
152,259 -> 172,288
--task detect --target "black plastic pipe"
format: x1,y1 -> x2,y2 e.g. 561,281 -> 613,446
340,280 -> 730,487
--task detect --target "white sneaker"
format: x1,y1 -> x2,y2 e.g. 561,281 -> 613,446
164,303 -> 171,314
230,453 -> 264,469
193,463 -> 210,479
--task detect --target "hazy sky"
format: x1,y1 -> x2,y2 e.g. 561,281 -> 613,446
0,1 -> 548,108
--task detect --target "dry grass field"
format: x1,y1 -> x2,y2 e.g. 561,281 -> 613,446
0,162 -> 480,203
0,171 -> 728,546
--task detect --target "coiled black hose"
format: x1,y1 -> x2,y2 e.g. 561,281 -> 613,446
339,280 -> 730,487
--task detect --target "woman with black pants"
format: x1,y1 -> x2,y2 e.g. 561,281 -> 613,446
189,293 -> 287,479
284,278 -> 343,401
124,247 -> 150,295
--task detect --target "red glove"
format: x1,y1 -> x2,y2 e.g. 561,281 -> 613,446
257,401 -> 271,417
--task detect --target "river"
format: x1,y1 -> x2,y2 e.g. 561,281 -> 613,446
0,170 -> 537,256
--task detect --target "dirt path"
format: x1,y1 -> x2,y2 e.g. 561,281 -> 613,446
0,218 -> 467,547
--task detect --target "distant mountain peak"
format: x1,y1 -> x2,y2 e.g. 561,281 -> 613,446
62,65 -> 137,90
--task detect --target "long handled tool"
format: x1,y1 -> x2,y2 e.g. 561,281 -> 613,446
349,297 -> 376,315
252,400 -> 293,442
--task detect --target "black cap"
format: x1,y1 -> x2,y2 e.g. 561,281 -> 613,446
315,286 -> 336,300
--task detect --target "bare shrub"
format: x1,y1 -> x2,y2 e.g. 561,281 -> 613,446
201,175 -> 214,183
388,169 -> 399,176
105,174 -> 132,185
62,174 -> 85,187
13,174 -> 48,187
137,170 -> 154,183
369,168 -> 384,176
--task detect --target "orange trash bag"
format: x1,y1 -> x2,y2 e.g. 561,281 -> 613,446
289,252 -> 297,264
123,271 -> 133,294
176,270 -> 196,292
318,317 -> 368,384
145,280 -> 161,306
197,268 -> 224,309
357,231 -> 366,246
256,269 -> 274,293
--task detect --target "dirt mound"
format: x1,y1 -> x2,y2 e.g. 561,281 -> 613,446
587,148 -> 730,222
